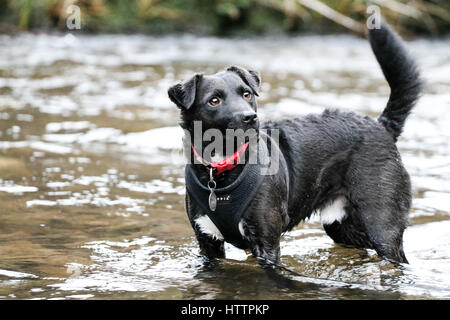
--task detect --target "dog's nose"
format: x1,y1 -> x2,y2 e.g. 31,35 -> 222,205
242,112 -> 258,124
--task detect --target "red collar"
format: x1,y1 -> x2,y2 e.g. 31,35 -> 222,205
191,142 -> 249,176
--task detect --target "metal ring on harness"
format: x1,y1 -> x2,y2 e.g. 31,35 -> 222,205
208,168 -> 216,190
208,180 -> 216,190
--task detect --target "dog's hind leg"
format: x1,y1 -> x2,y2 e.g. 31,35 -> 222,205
322,203 -> 408,264
315,147 -> 409,264
345,157 -> 410,264
357,205 -> 409,264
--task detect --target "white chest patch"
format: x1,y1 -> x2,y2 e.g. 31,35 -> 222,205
195,215 -> 224,241
320,196 -> 347,225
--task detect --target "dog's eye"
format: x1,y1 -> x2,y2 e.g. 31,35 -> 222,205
208,97 -> 221,107
243,91 -> 252,100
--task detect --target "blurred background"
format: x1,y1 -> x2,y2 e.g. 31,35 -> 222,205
0,0 -> 449,300
0,0 -> 449,36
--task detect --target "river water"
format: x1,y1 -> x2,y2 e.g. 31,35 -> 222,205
0,32 -> 449,299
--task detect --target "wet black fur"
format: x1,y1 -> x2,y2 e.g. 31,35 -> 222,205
168,21 -> 422,265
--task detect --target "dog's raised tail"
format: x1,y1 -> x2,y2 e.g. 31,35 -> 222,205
369,21 -> 423,141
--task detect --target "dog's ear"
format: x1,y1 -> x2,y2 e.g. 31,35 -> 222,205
227,66 -> 261,96
168,74 -> 202,110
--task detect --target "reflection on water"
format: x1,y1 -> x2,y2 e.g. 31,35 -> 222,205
0,33 -> 449,299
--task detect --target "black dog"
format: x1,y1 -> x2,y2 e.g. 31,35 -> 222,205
168,22 -> 422,265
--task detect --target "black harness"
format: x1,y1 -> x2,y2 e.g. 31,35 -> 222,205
185,139 -> 268,249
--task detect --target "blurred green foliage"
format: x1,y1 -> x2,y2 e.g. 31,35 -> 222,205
0,0 -> 448,36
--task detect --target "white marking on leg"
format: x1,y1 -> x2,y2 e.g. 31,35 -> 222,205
320,196 -> 347,225
195,215 -> 224,241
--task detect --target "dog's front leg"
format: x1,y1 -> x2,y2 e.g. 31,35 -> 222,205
241,217 -> 282,267
194,223 -> 225,259
186,193 -> 225,260
252,240 -> 281,268
244,186 -> 288,267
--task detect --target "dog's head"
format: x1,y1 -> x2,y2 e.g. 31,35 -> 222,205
168,66 -> 261,134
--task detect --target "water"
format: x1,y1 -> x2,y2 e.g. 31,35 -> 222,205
0,32 -> 449,300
